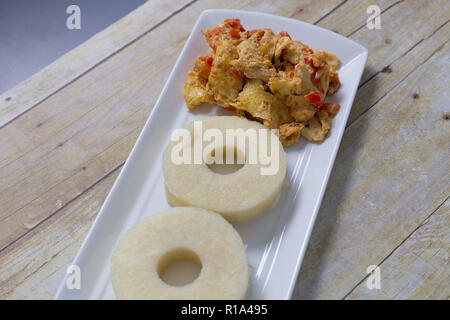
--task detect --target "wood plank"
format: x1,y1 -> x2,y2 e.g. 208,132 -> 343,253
348,21 -> 450,124
0,0 -> 343,252
0,169 -> 120,299
346,197 -> 449,299
317,0 -> 450,124
316,0 -> 400,37
240,0 -> 343,23
293,40 -> 450,299
0,0 -> 193,128
349,0 -> 449,85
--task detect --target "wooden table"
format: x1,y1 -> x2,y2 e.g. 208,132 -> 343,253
0,0 -> 448,300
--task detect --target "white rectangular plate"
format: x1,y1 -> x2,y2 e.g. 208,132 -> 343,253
56,9 -> 367,300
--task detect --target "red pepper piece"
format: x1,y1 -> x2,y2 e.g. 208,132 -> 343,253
224,106 -> 236,112
279,31 -> 291,38
310,72 -> 323,92
225,19 -> 245,31
199,64 -> 211,78
320,102 -> 340,116
304,91 -> 324,107
229,28 -> 240,39
200,56 -> 214,66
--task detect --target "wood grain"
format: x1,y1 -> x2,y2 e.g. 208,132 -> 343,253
0,169 -> 120,299
0,0 -> 448,299
316,0 -> 450,124
346,198 -> 449,299
293,38 -> 450,299
0,0 -> 193,128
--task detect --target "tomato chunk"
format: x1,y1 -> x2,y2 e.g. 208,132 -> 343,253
320,102 -> 340,116
310,72 -> 323,92
304,56 -> 314,68
208,40 -> 218,50
200,56 -> 214,66
304,91 -> 324,107
225,19 -> 245,31
279,31 -> 291,38
224,106 -> 236,112
199,64 -> 211,78
229,28 -> 240,39
304,56 -> 323,92
207,26 -> 224,36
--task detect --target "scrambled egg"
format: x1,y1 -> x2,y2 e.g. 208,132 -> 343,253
208,40 -> 244,106
183,19 -> 341,146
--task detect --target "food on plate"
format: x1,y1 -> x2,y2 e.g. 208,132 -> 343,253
183,19 -> 341,146
162,116 -> 286,223
111,207 -> 249,300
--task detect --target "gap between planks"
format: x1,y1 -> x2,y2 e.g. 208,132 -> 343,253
313,0 -> 348,25
356,19 -> 450,89
341,195 -> 450,299
0,162 -> 124,257
292,30 -> 450,299
347,0 -> 405,38
0,0 -> 385,130
347,29 -> 449,129
0,0 -> 199,131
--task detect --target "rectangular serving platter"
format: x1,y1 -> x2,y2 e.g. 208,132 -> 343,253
56,9 -> 368,300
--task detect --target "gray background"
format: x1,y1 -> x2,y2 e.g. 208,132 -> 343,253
0,0 -> 146,94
